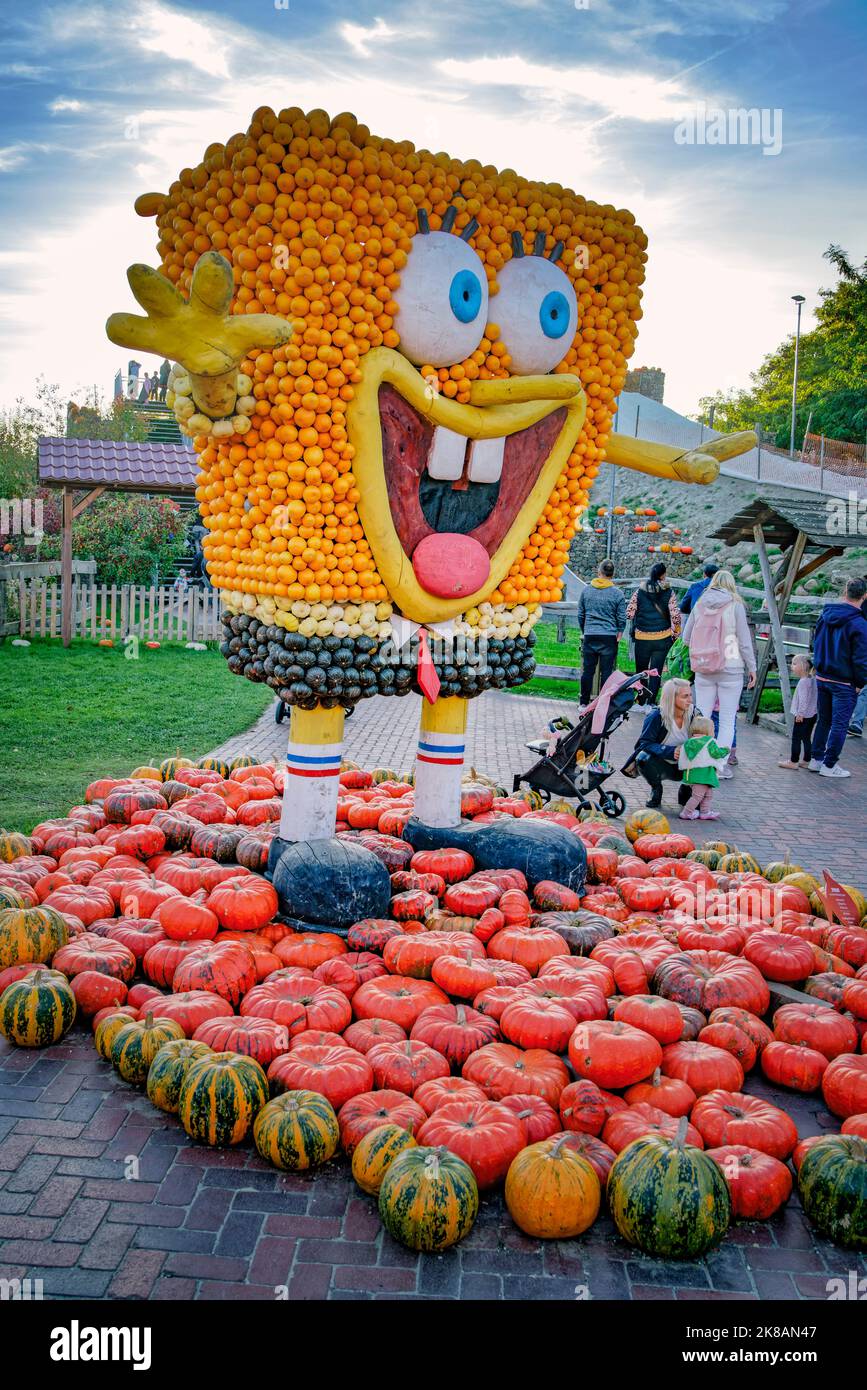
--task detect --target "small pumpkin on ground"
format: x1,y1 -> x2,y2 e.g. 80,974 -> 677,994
146,1038 -> 212,1113
351,1123 -> 418,1195
95,1009 -> 139,1061
0,968 -> 76,1047
253,1089 -> 340,1171
178,1051 -> 269,1147
0,906 -> 69,970
624,809 -> 670,843
110,1012 -> 185,1086
607,1115 -> 732,1259
378,1145 -> 479,1252
798,1135 -> 867,1250
505,1133 -> 601,1239
706,1144 -> 793,1220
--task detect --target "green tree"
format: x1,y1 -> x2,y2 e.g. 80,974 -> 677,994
38,495 -> 187,584
694,245 -> 867,447
1,383 -> 177,578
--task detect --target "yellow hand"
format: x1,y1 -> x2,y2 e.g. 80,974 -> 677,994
106,252 -> 294,414
606,429 -> 757,485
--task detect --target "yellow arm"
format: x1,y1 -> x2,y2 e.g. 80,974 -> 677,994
606,429 -> 757,485
106,252 -> 294,418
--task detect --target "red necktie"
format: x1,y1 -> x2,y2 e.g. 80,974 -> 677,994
416,627 -> 441,704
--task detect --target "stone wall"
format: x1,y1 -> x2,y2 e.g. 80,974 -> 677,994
624,366 -> 665,404
569,517 -> 702,583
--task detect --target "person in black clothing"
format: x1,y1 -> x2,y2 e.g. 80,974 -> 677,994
158,358 -> 171,402
626,562 -> 682,701
627,677 -> 695,808
808,576 -> 867,777
679,561 -> 719,616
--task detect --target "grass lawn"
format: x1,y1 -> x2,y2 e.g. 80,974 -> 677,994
0,640 -> 273,832
515,622 -> 784,712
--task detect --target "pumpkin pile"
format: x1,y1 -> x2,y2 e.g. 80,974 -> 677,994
2,767 -> 867,1257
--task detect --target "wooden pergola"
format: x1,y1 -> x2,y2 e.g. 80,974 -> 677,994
711,495 -> 865,729
37,438 -> 198,646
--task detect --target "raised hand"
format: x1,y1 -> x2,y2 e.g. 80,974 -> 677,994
106,252 -> 293,414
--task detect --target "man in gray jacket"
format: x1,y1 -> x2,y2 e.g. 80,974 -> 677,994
577,559 -> 627,704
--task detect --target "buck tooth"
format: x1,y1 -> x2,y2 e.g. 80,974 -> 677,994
426,425 -> 466,480
467,436 -> 505,483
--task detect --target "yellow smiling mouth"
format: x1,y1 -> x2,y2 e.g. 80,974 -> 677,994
347,347 -> 587,624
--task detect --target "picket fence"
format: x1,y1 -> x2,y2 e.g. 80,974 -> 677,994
15,581 -> 224,643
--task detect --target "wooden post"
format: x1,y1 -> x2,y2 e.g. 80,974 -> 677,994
61,489 -> 73,648
750,524 -> 806,730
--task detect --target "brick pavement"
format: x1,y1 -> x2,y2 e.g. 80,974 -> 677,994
212,691 -> 867,885
1,691 -> 864,1301
1,1033 -> 864,1301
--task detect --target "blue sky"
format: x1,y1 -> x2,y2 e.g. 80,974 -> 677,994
1,0 -> 865,417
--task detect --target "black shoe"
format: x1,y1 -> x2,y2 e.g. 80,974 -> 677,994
646,791 -> 663,809
847,726 -> 862,738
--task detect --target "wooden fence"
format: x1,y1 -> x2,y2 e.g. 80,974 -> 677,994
13,581 -> 224,643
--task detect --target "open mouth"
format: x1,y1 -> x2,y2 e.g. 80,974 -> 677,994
347,347 -> 586,623
379,383 -> 566,600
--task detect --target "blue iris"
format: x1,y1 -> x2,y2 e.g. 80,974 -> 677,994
449,269 -> 482,323
539,289 -> 570,339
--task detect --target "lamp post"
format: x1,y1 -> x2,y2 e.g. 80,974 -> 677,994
789,295 -> 805,458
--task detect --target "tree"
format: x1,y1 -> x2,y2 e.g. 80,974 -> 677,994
694,246 -> 867,447
37,494 -> 187,585
1,383 -> 180,580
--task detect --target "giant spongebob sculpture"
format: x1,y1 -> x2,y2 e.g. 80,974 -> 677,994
108,106 -> 754,918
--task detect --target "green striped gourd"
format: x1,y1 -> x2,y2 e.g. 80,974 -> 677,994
607,1117 -> 731,1259
378,1145 -> 479,1252
0,969 -> 76,1047
253,1089 -> 340,1171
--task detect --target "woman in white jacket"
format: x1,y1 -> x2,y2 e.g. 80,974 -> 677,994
682,570 -> 757,775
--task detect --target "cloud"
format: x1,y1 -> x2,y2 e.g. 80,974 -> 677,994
132,3 -> 231,79
0,146 -> 30,173
438,55 -> 700,124
49,98 -> 88,114
340,18 -> 397,58
0,63 -> 48,78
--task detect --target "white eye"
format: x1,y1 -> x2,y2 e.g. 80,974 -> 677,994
394,230 -> 488,367
494,255 -> 578,374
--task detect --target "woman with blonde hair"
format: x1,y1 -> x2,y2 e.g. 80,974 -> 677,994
628,677 -> 695,808
682,568 -> 756,776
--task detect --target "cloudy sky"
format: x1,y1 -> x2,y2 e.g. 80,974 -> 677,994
1,0 -> 864,418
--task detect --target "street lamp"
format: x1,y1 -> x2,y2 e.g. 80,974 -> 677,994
789,295 -> 805,458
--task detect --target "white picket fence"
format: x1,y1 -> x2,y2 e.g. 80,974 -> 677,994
15,581 -> 224,643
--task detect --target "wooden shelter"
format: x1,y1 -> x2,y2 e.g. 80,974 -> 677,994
37,438 -> 198,646
711,495 -> 866,728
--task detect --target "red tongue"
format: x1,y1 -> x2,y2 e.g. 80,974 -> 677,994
411,533 -> 491,599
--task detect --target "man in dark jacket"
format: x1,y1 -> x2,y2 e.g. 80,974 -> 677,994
577,559 -> 627,705
679,561 -> 718,615
808,577 -> 867,778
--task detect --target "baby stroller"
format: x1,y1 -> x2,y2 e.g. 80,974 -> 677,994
513,669 -> 652,817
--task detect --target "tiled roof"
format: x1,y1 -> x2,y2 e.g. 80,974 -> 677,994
38,437 -> 198,492
712,495 -> 864,549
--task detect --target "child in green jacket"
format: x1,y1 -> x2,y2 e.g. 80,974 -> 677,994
677,716 -> 730,821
